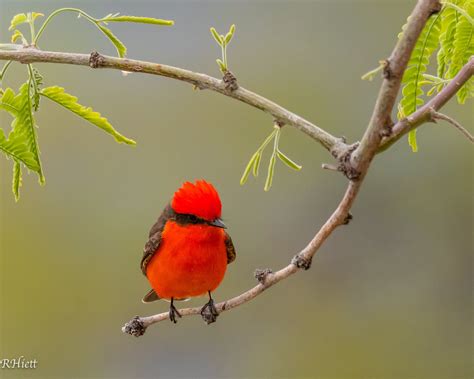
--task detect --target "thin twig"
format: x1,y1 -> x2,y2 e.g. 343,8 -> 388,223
0,48 -> 345,154
430,109 -> 474,142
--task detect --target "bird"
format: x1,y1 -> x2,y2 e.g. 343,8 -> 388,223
140,180 -> 236,324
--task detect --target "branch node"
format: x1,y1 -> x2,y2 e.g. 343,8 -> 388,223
380,117 -> 394,137
342,211 -> 353,225
122,316 -> 147,337
335,142 -> 361,180
430,1 -> 443,15
274,119 -> 285,128
291,254 -> 312,270
89,51 -> 104,68
381,59 -> 393,79
201,307 -> 219,325
222,70 -> 239,91
254,268 -> 273,284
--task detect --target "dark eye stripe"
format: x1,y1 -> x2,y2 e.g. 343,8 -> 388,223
174,213 -> 207,226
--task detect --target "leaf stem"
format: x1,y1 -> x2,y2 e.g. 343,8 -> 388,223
34,8 -> 98,45
0,60 -> 13,85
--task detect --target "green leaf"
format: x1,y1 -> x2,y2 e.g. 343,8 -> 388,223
31,12 -> 45,22
408,130 -> 418,152
210,27 -> 223,45
240,151 -> 259,185
12,160 -> 22,202
438,2 -> 460,78
398,12 -> 442,151
0,82 -> 45,184
0,128 -> 39,171
30,66 -> 43,111
253,151 -> 261,177
9,13 -> 28,31
361,63 -> 384,81
225,24 -> 236,44
40,86 -> 136,145
11,30 -> 26,44
447,1 -> 474,103
99,15 -> 174,26
277,150 -> 302,171
97,24 -> 127,57
264,153 -> 276,192
216,59 -> 226,71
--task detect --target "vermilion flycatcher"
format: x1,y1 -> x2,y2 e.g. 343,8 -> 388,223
140,180 -> 236,324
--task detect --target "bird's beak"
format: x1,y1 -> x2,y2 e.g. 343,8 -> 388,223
210,218 -> 227,229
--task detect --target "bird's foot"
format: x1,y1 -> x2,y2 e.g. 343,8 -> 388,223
169,302 -> 182,324
200,298 -> 219,324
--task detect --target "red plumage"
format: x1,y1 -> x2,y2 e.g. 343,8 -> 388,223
140,180 -> 236,323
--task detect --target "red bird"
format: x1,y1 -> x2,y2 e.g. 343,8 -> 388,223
140,180 -> 236,323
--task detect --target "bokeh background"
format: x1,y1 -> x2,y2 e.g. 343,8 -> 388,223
0,1 -> 472,378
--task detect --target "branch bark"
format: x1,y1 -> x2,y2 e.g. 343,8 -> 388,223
0,48 -> 346,154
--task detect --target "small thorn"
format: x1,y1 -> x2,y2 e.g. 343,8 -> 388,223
322,163 -> 340,172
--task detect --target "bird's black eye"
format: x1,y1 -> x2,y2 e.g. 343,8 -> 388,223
189,215 -> 198,223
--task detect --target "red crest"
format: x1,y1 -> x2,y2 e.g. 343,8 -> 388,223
171,180 -> 222,221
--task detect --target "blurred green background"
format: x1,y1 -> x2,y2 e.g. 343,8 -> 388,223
0,1 -> 472,378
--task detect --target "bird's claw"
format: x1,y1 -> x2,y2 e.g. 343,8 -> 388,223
169,303 -> 182,324
200,298 -> 219,324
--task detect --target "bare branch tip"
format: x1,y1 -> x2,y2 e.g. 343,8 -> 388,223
122,316 -> 147,337
430,109 -> 474,143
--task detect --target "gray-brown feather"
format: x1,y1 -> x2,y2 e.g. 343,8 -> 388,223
140,204 -> 174,275
225,232 -> 236,264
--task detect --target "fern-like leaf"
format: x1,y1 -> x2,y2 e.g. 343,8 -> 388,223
98,15 -> 174,26
398,12 -> 442,151
40,86 -> 136,145
0,128 -> 39,171
447,1 -> 474,103
97,24 -> 127,57
437,2 -> 460,78
12,160 -> 22,202
0,85 -> 44,179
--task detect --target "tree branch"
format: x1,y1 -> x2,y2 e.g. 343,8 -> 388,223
378,56 -> 474,151
351,0 -> 443,177
0,48 -> 346,154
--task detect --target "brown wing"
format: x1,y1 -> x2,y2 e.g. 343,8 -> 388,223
140,203 -> 174,276
225,232 -> 236,264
